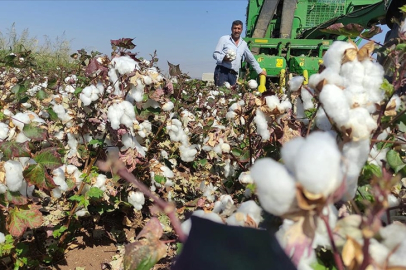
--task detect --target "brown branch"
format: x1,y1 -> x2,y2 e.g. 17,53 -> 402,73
320,214 -> 345,270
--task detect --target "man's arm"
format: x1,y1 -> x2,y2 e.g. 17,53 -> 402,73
213,36 -> 230,64
244,46 -> 266,76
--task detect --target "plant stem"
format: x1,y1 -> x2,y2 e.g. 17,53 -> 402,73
321,214 -> 344,270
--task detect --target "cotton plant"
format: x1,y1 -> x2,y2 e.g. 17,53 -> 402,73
107,100 -> 137,130
127,190 -> 145,211
79,82 -> 104,106
166,118 -> 198,162
149,158 -> 175,192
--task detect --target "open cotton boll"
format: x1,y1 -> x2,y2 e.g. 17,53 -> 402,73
212,195 -> 234,213
138,120 -> 152,138
160,166 -> 174,178
111,55 -> 139,75
226,49 -> 236,61
265,95 -> 280,111
281,136 -> 305,173
19,180 -> 35,197
180,144 -> 197,162
323,41 -> 356,72
301,87 -> 315,110
344,85 -> 368,108
319,84 -> 350,127
128,191 -> 145,211
4,160 -> 24,192
93,174 -> 107,191
127,79 -> 145,103
295,98 -> 309,124
238,171 -> 253,184
251,158 -> 296,216
247,79 -> 258,89
67,133 -> 78,158
107,103 -> 124,130
236,200 -> 262,225
0,122 -> 9,140
254,109 -> 270,141
0,184 -> 7,194
362,60 -> 384,91
294,132 -> 342,197
341,139 -> 370,200
315,108 -> 332,131
201,182 -> 217,202
278,100 -> 292,112
380,223 -> 406,267
368,145 -> 388,168
162,101 -> 174,111
288,76 -> 304,92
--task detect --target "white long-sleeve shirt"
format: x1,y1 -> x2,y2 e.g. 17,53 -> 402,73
213,35 -> 263,75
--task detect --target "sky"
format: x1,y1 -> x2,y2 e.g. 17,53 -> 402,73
0,0 -> 390,79
0,0 -> 248,78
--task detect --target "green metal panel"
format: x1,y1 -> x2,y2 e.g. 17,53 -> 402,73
289,56 -> 323,76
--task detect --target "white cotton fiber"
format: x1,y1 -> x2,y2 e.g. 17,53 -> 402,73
345,107 -> 377,140
293,132 -> 342,196
12,112 -> 30,130
288,76 -> 304,92
340,60 -> 365,87
179,144 -> 197,162
127,79 -> 145,103
251,158 -> 296,216
212,195 -> 234,213
111,55 -> 139,75
281,136 -> 305,173
108,68 -> 121,95
121,133 -> 146,157
162,101 -> 174,111
93,174 -> 107,191
265,95 -> 280,111
4,160 -> 24,192
254,109 -> 270,141
301,87 -> 314,110
128,191 -> 145,210
247,79 -> 258,89
319,84 -> 350,127
236,200 -> 262,225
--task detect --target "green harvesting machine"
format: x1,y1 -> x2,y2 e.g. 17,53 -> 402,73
242,0 -> 405,89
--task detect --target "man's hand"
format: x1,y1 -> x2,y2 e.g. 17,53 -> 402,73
259,69 -> 267,76
222,55 -> 231,62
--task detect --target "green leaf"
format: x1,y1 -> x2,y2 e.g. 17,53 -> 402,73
400,5 -> 406,14
381,79 -> 394,97
89,139 -> 104,146
69,194 -> 89,208
359,163 -> 382,186
23,163 -> 56,190
399,122 -> 406,133
22,122 -> 47,141
46,107 -> 59,122
33,148 -> 63,169
0,141 -> 30,159
87,187 -> 103,199
74,87 -> 83,95
386,149 -> 406,174
154,175 -> 165,184
36,90 -> 48,100
231,148 -> 243,157
360,26 -> 382,39
52,225 -> 67,238
7,205 -> 43,237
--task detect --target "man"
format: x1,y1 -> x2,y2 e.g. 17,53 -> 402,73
213,20 -> 266,87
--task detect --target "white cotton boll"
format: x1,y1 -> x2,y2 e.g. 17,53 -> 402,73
278,100 -> 292,112
162,101 -> 174,111
294,132 -> 342,197
79,94 -> 92,106
229,102 -> 240,112
226,111 -> 236,119
52,168 -> 69,192
251,158 -> 296,216
236,200 -> 262,225
15,132 -> 30,143
160,166 -> 174,178
254,109 -> 270,141
93,174 -> 107,191
345,107 -> 377,140
340,60 -> 365,87
341,139 -> 370,200
128,79 -> 145,103
315,108 -> 332,131
379,223 -> 406,267
107,103 -> 124,130
142,75 -> 152,85
12,112 -> 30,130
247,79 -> 258,89
223,82 -> 231,89
19,180 -> 34,197
128,191 -> 145,211
0,123 -> 9,140
111,55 -> 139,75
369,239 -> 390,266
323,41 -> 356,72
301,87 -> 315,110
4,160 -> 24,192
238,171 -> 254,184
202,182 -> 217,202
212,195 -> 234,213
67,133 -> 78,158
319,84 -> 350,127
288,76 -> 304,92
390,95 -> 402,112
0,232 -> 5,244
76,209 -> 89,217
313,205 -> 338,248
226,49 -> 236,61
226,212 -> 248,226
265,95 -> 280,111
295,98 -> 309,124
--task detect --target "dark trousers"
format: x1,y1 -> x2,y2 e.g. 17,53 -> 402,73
214,65 -> 237,86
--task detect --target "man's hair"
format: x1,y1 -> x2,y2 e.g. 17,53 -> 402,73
232,20 -> 243,28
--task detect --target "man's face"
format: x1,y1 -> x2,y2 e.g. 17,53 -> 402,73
231,24 -> 243,40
